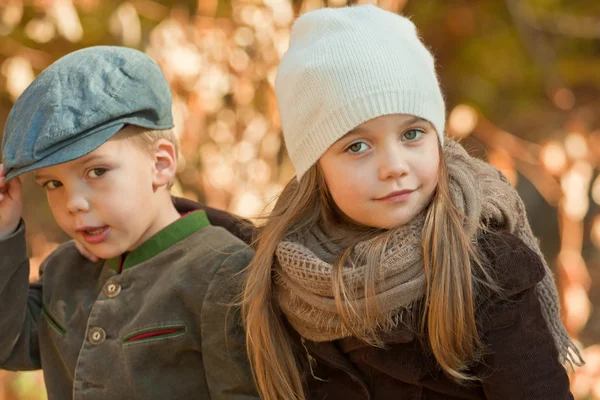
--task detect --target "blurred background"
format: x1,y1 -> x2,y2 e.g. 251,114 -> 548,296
0,0 -> 599,398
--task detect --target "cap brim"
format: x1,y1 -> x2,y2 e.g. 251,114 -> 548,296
4,122 -> 125,181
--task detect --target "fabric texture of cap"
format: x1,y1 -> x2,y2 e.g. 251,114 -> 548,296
1,45 -> 173,181
275,4 -> 446,180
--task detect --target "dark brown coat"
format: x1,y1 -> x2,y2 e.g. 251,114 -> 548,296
295,231 -> 573,400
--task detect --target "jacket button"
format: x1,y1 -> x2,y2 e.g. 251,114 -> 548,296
103,281 -> 121,298
88,328 -> 106,345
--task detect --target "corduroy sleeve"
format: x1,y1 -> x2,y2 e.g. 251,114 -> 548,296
0,220 -> 43,370
200,244 -> 260,400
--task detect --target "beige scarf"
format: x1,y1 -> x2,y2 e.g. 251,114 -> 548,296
275,140 -> 583,368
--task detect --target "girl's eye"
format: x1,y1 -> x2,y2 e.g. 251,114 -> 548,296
44,180 -> 62,190
346,142 -> 369,154
87,168 -> 107,179
402,129 -> 423,141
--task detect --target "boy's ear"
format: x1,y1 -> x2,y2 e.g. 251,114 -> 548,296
151,139 -> 177,190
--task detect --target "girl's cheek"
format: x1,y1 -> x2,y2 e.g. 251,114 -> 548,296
347,161 -> 370,180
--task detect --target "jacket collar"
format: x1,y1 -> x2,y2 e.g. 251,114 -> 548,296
106,210 -> 210,272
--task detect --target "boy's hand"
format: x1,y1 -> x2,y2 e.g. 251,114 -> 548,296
0,164 -> 23,239
74,240 -> 100,263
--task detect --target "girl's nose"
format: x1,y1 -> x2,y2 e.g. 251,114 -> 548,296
377,146 -> 409,180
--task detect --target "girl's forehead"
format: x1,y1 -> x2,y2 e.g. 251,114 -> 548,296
342,115 -> 432,139
355,115 -> 429,129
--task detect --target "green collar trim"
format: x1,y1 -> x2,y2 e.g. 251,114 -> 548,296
106,210 -> 210,273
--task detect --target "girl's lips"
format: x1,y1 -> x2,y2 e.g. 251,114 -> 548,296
81,226 -> 110,244
375,189 -> 415,202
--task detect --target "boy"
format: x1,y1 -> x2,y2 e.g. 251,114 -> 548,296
0,46 -> 257,400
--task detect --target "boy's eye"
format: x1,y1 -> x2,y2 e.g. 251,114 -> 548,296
87,168 -> 107,179
346,142 -> 369,154
44,180 -> 62,190
402,129 -> 423,141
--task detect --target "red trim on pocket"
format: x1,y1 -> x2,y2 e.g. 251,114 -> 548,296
125,327 -> 184,342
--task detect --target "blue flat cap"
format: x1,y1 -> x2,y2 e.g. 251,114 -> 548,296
1,46 -> 173,181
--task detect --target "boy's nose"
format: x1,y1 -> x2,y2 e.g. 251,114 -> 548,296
65,188 -> 90,214
377,147 -> 409,180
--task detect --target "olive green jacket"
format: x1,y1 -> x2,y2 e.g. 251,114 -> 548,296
0,203 -> 258,400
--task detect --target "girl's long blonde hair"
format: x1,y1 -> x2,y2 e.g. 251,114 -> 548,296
242,146 -> 500,400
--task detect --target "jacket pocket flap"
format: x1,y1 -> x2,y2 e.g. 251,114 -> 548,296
123,325 -> 186,344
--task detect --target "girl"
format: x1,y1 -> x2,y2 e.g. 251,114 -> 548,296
243,4 -> 583,400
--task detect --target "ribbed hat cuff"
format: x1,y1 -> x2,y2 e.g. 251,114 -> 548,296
290,90 -> 445,180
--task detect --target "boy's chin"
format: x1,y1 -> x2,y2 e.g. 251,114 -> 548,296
90,248 -> 122,260
74,241 -> 122,262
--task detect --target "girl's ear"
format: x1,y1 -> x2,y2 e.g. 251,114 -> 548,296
151,139 -> 177,190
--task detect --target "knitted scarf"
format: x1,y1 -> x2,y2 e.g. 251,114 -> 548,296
274,140 -> 583,368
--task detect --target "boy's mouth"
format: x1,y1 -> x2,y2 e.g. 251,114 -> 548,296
78,226 -> 110,244
85,227 -> 105,235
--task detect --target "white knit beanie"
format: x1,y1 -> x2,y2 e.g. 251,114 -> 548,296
276,4 -> 446,180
